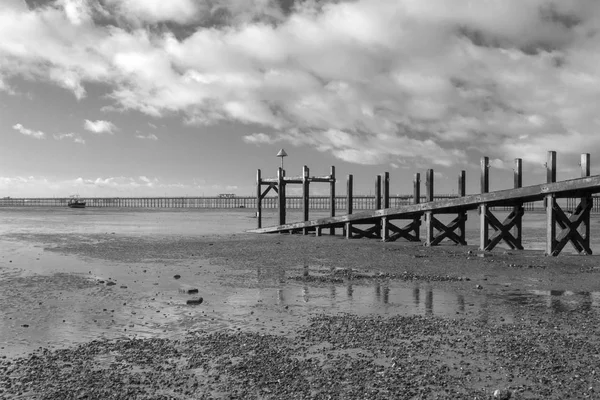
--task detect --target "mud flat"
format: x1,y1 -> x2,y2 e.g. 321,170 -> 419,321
1,232 -> 600,399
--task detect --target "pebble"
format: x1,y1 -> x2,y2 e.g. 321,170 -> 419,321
186,298 -> 203,305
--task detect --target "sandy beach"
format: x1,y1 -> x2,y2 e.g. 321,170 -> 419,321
1,222 -> 600,399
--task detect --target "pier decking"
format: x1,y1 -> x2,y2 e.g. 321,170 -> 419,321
251,152 -> 599,256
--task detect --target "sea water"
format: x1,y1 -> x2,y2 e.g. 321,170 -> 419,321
0,207 -> 599,252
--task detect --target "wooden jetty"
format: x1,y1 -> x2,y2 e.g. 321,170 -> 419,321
251,151 -> 600,257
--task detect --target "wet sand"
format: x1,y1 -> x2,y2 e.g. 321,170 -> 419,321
1,231 -> 600,399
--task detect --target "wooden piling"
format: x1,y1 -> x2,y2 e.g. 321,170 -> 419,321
581,153 -> 592,252
375,175 -> 382,210
414,173 -> 420,204
330,166 -> 336,235
480,157 -> 489,250
425,169 -> 434,202
346,174 -> 353,239
256,169 -> 262,229
302,166 -> 309,235
383,172 -> 390,208
425,170 -> 434,246
278,167 -> 285,226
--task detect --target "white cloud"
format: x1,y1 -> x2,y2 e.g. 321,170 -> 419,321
242,132 -> 276,144
2,0 -> 600,167
0,175 -> 231,197
84,119 -> 117,134
54,132 -> 85,144
12,123 -> 46,139
135,133 -> 158,140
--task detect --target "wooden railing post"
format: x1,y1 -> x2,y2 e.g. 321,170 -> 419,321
581,153 -> 592,252
346,174 -> 353,239
256,169 -> 262,229
330,166 -> 336,235
383,172 -> 390,208
457,170 -> 466,243
302,165 -> 309,235
479,157 -> 489,250
545,151 -> 557,255
277,167 -> 285,226
425,169 -> 434,245
380,172 -> 390,239
513,159 -> 523,248
414,173 -> 421,205
375,175 -> 382,210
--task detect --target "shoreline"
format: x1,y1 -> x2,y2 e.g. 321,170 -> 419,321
1,232 -> 600,398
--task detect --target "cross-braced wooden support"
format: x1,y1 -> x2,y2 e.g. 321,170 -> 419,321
348,223 -> 382,239
480,204 -> 524,251
480,158 -> 524,251
424,170 -> 468,246
546,195 -> 592,256
425,211 -> 467,246
382,216 -> 421,242
546,153 -> 593,256
379,172 -> 421,242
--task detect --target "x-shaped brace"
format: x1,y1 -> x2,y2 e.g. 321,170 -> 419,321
550,197 -> 592,256
484,206 -> 524,251
425,212 -> 467,246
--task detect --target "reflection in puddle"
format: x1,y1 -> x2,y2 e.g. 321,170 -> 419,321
498,289 -> 600,313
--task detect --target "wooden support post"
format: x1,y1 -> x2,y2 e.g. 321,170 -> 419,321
481,157 -> 489,194
346,174 -> 353,239
581,153 -> 591,250
479,157 -> 489,251
380,172 -> 390,239
330,166 -> 336,235
547,151 -> 557,183
512,158 -> 523,248
425,169 -> 434,202
383,172 -> 390,208
424,170 -> 435,246
256,169 -> 262,229
414,173 -> 421,205
375,175 -> 382,210
302,166 -> 309,235
381,217 -> 389,241
425,211 -> 434,246
278,167 -> 286,226
457,170 -> 467,244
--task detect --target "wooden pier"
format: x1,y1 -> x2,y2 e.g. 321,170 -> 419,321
251,151 -> 600,257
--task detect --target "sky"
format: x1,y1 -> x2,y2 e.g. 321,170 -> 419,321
1,0 -> 599,198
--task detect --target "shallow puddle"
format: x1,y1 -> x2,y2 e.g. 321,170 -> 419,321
1,239 -> 600,359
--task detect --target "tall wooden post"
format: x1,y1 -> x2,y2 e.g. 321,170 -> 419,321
424,169 -> 434,245
277,167 -> 285,226
414,173 -> 421,205
346,174 -> 353,239
457,170 -> 466,243
425,169 -> 434,202
302,165 -> 310,235
513,159 -> 523,247
545,152 -> 557,255
256,169 -> 262,229
380,172 -> 390,239
375,175 -> 382,210
383,172 -> 390,208
479,157 -> 489,251
581,153 -> 592,251
330,166 -> 336,235
547,151 -> 557,184
413,173 -> 421,241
